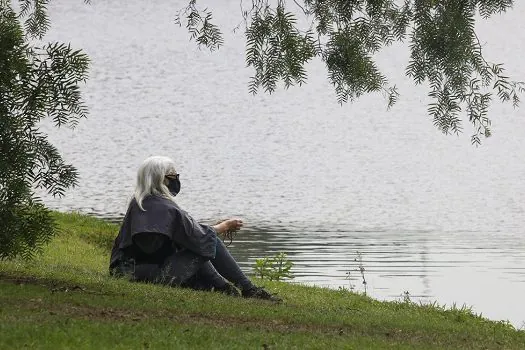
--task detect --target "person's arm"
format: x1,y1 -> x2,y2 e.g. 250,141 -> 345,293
212,218 -> 243,235
169,207 -> 218,258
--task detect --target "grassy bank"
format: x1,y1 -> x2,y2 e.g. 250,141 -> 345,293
0,212 -> 523,349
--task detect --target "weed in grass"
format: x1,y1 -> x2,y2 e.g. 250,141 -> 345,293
345,251 -> 368,295
403,290 -> 411,303
356,252 -> 367,295
344,271 -> 355,292
253,252 -> 294,281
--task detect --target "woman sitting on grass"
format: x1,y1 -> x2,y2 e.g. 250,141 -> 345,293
109,156 -> 280,301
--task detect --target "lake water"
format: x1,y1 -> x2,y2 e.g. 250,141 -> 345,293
38,0 -> 525,327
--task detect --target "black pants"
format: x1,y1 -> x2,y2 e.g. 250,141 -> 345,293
133,239 -> 253,291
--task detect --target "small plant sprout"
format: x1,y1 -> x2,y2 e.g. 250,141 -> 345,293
403,291 -> 411,304
356,252 -> 367,295
253,252 -> 294,281
344,251 -> 368,295
344,270 -> 355,291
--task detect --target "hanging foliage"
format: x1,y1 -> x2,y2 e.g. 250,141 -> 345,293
0,1 -> 89,259
178,0 -> 524,144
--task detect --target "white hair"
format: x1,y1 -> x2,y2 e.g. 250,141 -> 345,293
134,156 -> 177,211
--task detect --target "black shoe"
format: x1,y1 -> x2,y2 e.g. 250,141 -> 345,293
242,286 -> 282,302
214,283 -> 241,297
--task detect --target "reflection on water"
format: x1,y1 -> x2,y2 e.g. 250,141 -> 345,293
37,0 -> 525,327
230,226 -> 525,327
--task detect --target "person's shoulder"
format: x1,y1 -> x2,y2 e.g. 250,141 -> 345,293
142,195 -> 181,211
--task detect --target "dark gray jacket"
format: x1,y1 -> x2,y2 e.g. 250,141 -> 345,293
109,195 -> 217,269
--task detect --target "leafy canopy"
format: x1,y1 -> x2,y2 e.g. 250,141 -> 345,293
177,0 -> 524,145
0,0 -> 89,259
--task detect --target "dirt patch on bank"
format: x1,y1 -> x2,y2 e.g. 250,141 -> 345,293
0,272 -> 500,348
20,300 -> 356,338
0,272 -> 115,296
0,273 -> 359,337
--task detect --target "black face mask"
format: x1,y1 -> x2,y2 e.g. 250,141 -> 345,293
167,178 -> 181,196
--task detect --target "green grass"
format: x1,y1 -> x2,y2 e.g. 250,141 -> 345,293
0,212 -> 524,349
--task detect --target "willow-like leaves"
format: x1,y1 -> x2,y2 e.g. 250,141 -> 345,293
179,0 -> 522,144
0,2 -> 89,259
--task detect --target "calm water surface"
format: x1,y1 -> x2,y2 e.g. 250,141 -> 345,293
39,1 -> 525,326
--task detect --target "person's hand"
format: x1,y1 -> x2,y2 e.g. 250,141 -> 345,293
213,218 -> 244,235
223,218 -> 243,232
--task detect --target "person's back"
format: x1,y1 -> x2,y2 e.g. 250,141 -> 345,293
110,195 -> 216,271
